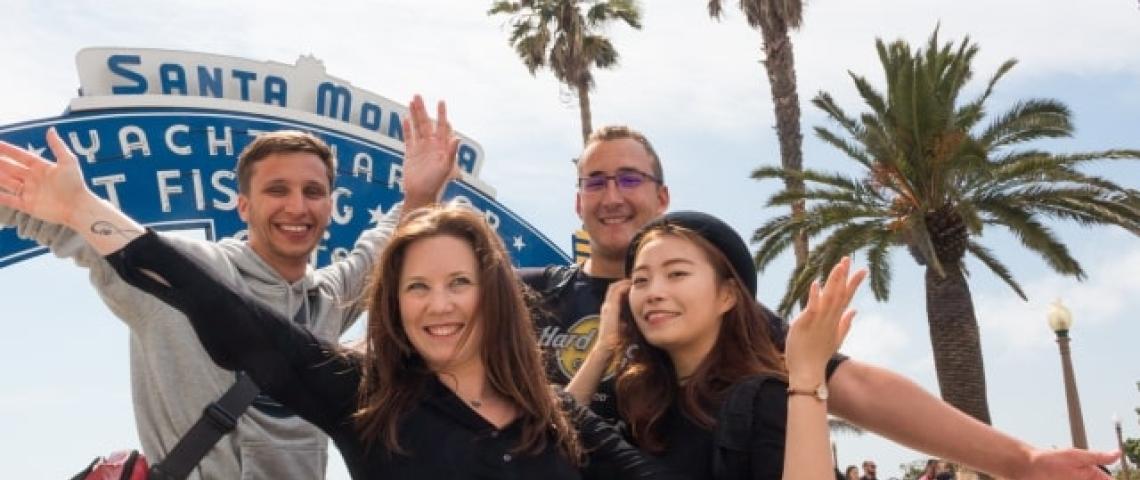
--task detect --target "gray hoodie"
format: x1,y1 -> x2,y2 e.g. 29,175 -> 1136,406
1,204 -> 400,479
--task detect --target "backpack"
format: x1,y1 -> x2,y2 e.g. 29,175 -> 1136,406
711,375 -> 843,480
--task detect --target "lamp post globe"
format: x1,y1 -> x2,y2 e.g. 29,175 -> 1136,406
1048,298 -> 1087,449
1047,299 -> 1073,334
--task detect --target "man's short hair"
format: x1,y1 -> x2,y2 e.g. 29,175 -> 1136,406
236,130 -> 335,193
582,125 -> 664,183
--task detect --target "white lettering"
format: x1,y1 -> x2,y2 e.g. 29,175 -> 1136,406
352,152 -> 373,183
388,163 -> 403,192
165,124 -> 191,155
484,210 -> 500,230
211,170 -> 239,210
157,170 -> 183,213
331,187 -> 353,225
119,125 -> 150,159
68,130 -> 101,164
206,126 -> 233,156
91,174 -> 126,208
191,169 -> 206,211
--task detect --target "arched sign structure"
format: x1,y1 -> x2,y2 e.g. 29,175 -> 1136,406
0,48 -> 570,269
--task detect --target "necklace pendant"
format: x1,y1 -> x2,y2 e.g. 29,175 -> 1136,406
469,399 -> 482,408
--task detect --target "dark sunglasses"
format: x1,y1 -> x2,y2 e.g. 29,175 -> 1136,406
577,170 -> 661,193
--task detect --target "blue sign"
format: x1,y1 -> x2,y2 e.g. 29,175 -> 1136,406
0,107 -> 569,269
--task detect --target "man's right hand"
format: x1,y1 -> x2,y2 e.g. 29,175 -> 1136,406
0,127 -> 94,228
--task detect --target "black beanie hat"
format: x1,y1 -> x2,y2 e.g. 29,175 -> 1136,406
625,211 -> 757,297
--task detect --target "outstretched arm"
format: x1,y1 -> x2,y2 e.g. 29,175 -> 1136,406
783,257 -> 865,480
827,355 -> 1118,479
0,127 -> 143,254
105,230 -> 359,429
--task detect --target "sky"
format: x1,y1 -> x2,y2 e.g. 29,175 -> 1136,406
1,0 -> 1139,478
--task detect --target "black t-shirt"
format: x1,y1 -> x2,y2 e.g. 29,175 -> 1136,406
520,265 -> 793,422
520,265 -> 625,421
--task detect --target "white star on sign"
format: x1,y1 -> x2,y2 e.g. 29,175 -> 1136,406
26,143 -> 46,158
512,236 -> 526,251
368,206 -> 386,226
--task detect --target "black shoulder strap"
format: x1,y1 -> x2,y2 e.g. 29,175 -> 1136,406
711,375 -> 777,480
148,373 -> 261,480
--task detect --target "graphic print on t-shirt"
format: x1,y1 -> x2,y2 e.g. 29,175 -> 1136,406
538,313 -> 619,382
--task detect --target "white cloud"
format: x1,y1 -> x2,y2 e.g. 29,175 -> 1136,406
976,236 -> 1140,356
838,310 -> 912,368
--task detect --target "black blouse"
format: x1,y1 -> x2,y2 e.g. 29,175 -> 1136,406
106,231 -> 684,480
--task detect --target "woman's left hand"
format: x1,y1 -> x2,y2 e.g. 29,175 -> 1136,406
785,256 -> 867,387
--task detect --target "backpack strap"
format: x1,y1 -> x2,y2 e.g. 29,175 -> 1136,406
148,373 -> 261,480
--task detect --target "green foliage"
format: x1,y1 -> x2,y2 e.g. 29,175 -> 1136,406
487,0 -> 641,90
1125,437 -> 1140,468
751,27 -> 1140,315
898,459 -> 927,480
1113,469 -> 1140,480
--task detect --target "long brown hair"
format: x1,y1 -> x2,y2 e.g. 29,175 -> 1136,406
353,204 -> 581,461
616,226 -> 786,452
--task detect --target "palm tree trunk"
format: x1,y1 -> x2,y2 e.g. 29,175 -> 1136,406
924,263 -> 993,425
759,20 -> 808,280
577,81 -> 593,145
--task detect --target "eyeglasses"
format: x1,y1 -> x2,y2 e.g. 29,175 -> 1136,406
577,170 -> 661,193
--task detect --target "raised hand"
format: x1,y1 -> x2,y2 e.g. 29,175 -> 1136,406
785,256 -> 867,386
0,127 -> 93,227
401,94 -> 460,209
596,279 -> 631,354
565,278 -> 630,404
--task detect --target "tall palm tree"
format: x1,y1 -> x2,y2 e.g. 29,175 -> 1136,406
489,0 -> 642,144
707,0 -> 810,273
752,29 -> 1140,424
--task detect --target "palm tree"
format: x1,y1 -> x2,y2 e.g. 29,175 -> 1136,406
488,0 -> 642,144
752,28 -> 1140,424
707,0 -> 810,273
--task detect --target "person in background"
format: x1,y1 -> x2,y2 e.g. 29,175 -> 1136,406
859,460 -> 878,480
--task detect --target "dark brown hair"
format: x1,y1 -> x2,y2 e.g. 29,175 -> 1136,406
353,203 -> 582,462
582,125 -> 664,182
615,226 -> 786,452
236,130 -> 335,192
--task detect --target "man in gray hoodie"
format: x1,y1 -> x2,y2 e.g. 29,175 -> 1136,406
0,95 -> 460,479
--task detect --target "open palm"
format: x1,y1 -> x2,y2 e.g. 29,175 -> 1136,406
0,128 -> 92,227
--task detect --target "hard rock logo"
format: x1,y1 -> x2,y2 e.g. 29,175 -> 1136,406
538,315 -> 619,381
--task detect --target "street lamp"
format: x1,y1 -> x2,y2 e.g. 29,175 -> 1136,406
1116,414 -> 1132,477
1047,299 -> 1088,449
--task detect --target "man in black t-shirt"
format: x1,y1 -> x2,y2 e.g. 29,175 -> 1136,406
520,124 -> 1117,480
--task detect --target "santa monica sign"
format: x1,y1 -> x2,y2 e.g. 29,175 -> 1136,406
0,47 -> 569,268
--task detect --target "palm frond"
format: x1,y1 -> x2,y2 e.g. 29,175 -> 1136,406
966,241 -> 1027,300
979,203 -> 1086,279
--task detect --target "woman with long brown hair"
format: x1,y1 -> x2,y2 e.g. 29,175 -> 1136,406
568,211 -> 865,480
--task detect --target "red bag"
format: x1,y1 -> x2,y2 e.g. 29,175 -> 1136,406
72,450 -> 150,480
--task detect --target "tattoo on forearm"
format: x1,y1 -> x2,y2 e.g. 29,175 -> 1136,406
91,221 -> 141,238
